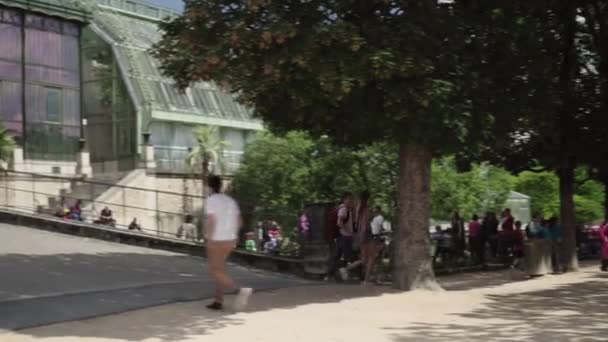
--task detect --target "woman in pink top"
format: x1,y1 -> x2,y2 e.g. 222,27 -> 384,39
599,220 -> 608,271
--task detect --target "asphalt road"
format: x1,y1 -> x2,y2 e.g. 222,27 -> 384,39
0,223 -> 310,330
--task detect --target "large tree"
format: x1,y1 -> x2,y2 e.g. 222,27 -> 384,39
459,1 -> 592,271
153,1 -> 520,290
579,2 -> 608,218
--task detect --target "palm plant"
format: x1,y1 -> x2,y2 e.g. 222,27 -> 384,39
185,125 -> 230,201
185,126 -> 230,239
186,125 -> 230,182
0,125 -> 15,170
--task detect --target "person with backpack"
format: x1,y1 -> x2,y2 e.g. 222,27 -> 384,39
325,192 -> 354,280
339,191 -> 373,282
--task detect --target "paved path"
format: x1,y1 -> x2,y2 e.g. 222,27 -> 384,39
4,263 -> 607,341
0,224 -> 311,330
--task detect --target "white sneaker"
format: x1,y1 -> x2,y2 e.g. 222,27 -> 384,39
233,287 -> 253,312
339,267 -> 349,281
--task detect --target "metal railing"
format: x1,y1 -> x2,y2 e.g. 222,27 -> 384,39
0,170 -> 302,257
0,170 -> 203,240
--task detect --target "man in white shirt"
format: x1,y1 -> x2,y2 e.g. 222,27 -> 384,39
370,208 -> 385,236
204,175 -> 252,311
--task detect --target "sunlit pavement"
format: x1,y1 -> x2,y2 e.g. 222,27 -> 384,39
0,223 -> 310,330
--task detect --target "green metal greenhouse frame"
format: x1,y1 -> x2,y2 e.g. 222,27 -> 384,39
0,0 -> 263,174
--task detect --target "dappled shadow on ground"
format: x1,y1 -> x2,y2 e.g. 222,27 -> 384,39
20,285 -> 391,341
17,266 -> 541,341
8,249 -> 603,341
439,268 -> 530,291
389,272 -> 608,342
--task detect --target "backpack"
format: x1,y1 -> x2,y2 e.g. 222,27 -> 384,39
324,205 -> 349,242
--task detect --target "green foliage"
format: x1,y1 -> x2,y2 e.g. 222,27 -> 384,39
0,124 -> 15,165
515,171 -> 560,218
515,169 -> 605,223
232,131 -> 366,230
233,132 -> 516,225
574,195 -> 604,224
152,1 -> 517,153
232,131 -> 315,221
431,158 -> 514,220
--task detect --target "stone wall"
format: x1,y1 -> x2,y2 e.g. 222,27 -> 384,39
0,175 -> 71,214
87,171 -> 205,239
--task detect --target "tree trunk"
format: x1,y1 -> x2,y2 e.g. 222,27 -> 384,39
392,143 -> 440,291
559,157 -> 578,272
555,0 -> 578,272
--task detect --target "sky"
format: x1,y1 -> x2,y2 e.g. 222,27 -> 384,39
142,0 -> 184,12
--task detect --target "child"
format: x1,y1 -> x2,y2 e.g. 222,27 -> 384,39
245,232 -> 257,252
264,231 -> 280,254
177,215 -> 197,240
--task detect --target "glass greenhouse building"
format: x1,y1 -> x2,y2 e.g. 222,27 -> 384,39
0,0 -> 263,175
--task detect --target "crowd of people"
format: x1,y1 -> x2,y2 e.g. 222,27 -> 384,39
241,220 -> 284,254
53,199 -> 84,221
51,196 -> 194,237
432,210 -> 566,272
53,200 -> 117,228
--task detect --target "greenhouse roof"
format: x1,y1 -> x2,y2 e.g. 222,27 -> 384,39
91,0 -> 263,131
0,0 -> 93,22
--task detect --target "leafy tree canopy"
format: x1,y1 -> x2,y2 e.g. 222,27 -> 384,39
153,1 -> 516,152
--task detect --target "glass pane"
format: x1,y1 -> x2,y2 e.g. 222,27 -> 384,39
26,28 -> 79,72
0,60 -> 21,81
0,23 -> 22,61
26,122 -> 79,161
116,120 -> 133,157
221,127 -> 245,151
62,22 -> 79,37
25,83 -> 44,122
26,28 -> 63,67
46,88 -> 61,122
63,89 -> 80,126
0,81 -> 23,135
43,17 -> 61,33
85,117 -> 114,162
1,8 -> 22,25
25,14 -> 44,30
126,1 -> 136,12
191,88 -> 216,115
26,65 -> 79,87
82,82 -> 105,115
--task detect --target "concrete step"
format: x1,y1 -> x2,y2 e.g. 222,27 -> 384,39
44,172 -> 129,213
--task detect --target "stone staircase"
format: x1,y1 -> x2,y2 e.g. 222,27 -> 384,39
39,172 -> 129,217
